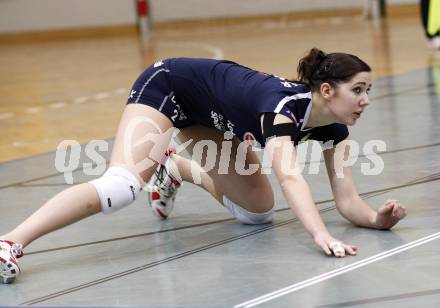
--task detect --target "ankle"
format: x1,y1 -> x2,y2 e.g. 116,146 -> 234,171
0,235 -> 25,247
166,154 -> 183,183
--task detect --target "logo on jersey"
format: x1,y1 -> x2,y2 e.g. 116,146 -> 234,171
275,75 -> 299,88
281,81 -> 293,88
170,95 -> 187,122
211,111 -> 234,134
129,90 -> 137,99
154,60 -> 164,68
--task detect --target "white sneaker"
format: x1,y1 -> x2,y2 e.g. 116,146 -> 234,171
0,240 -> 23,284
428,36 -> 440,49
147,149 -> 181,220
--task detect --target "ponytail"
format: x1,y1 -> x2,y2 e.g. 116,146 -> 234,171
297,48 -> 371,91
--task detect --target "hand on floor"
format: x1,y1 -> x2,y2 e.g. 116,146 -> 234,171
374,199 -> 407,230
314,232 -> 357,258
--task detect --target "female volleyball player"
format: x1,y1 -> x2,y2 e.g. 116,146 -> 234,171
0,48 -> 407,284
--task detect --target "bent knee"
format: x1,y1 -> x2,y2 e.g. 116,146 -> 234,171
247,184 -> 274,213
89,166 -> 142,214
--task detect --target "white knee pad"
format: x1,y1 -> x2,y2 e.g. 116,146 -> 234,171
90,166 -> 141,214
223,196 -> 273,225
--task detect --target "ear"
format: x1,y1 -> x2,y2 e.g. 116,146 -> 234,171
320,82 -> 334,100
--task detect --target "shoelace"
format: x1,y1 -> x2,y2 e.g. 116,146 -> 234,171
11,243 -> 23,259
1,241 -> 24,259
154,165 -> 179,199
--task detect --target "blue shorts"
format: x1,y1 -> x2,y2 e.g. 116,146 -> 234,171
126,59 -> 194,128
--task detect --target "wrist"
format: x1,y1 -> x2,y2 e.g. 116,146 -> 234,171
312,230 -> 331,241
369,211 -> 378,228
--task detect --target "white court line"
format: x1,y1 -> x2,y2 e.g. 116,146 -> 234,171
185,42 -> 224,60
49,102 -> 66,109
2,42 -> 220,119
189,42 -> 224,60
94,92 -> 111,100
25,107 -> 41,113
0,112 -> 15,120
4,44 -> 225,120
113,88 -> 128,95
235,231 -> 440,308
2,87 -> 126,119
72,96 -> 90,104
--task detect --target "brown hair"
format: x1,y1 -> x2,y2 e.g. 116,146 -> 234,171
297,48 -> 371,91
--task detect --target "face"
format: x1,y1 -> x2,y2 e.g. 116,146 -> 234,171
326,71 -> 372,126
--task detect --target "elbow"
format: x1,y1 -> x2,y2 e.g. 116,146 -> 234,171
279,175 -> 306,191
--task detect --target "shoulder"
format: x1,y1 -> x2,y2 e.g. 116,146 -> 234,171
255,79 -> 311,109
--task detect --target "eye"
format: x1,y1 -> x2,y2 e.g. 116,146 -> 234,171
352,87 -> 362,95
366,87 -> 371,94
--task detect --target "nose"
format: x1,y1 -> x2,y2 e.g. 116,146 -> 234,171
360,94 -> 369,107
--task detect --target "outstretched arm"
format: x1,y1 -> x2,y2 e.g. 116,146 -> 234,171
267,136 -> 357,257
263,113 -> 356,257
323,142 -> 407,230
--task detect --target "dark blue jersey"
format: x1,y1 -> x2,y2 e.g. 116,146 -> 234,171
128,58 -> 348,147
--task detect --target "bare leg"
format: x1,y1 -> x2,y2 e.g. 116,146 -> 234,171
2,184 -> 100,246
1,104 -> 173,248
171,125 -> 274,213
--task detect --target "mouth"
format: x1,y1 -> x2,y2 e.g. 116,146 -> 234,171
353,111 -> 362,118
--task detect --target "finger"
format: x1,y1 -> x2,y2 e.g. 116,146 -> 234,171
397,206 -> 407,219
402,206 -> 408,217
378,203 -> 394,214
329,242 -> 345,258
334,247 -> 345,258
385,199 -> 399,204
345,245 -> 358,255
334,251 -> 345,258
378,204 -> 389,214
393,203 -> 406,217
321,244 -> 332,256
392,203 -> 400,216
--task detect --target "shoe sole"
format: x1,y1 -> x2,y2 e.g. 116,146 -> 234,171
1,275 -> 16,284
147,191 -> 169,220
0,259 -> 19,284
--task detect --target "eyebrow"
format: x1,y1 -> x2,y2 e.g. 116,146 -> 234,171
353,82 -> 372,87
